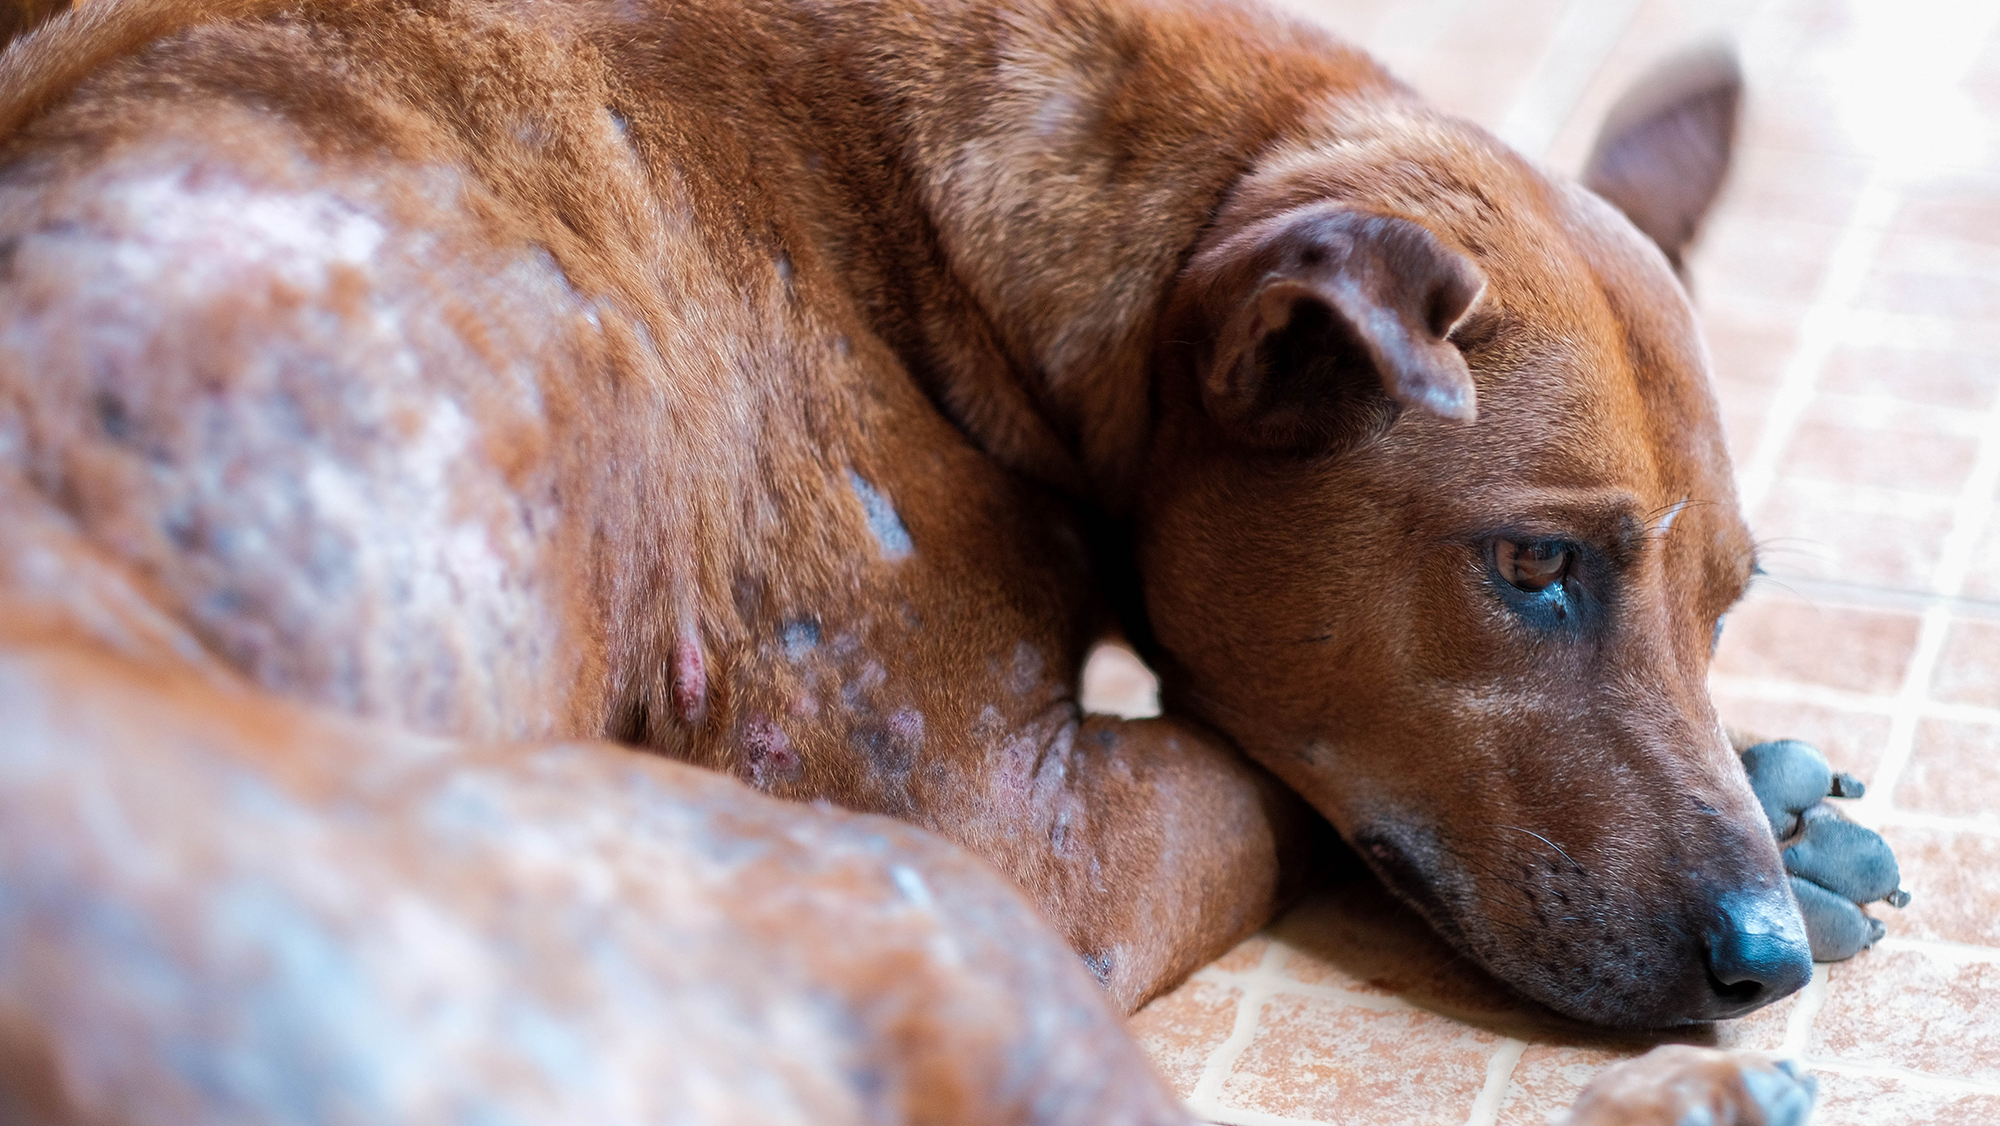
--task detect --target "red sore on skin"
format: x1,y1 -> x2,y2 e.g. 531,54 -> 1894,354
744,718 -> 801,789
671,637 -> 706,724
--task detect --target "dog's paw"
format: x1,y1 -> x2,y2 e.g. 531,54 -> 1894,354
1741,739 -> 1909,961
1560,1046 -> 1816,1126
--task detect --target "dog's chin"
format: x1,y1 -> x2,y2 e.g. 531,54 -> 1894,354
1349,824 -> 1741,1030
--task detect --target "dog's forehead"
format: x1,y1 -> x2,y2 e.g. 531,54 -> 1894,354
1331,176 -> 1755,587
1258,109 -> 1734,492
1235,108 -> 1751,566
1459,182 -> 1737,500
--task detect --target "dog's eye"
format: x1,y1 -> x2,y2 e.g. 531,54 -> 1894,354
1495,539 -> 1571,593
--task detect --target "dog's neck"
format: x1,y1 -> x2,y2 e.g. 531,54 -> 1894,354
590,0 -> 1395,511
861,2 -> 1397,510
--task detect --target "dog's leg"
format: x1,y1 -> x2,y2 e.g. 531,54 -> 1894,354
707,483 -> 1329,1013
932,708 -> 1330,1013
1558,1046 -> 1816,1126
0,626 -> 1194,1125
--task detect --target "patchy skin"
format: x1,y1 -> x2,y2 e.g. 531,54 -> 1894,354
0,642 -> 1183,1125
670,637 -> 706,725
846,470 -> 914,562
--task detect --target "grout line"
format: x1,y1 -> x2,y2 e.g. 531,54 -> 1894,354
1799,1058 -> 2000,1098
1874,808 -> 2000,838
1191,967 -> 1417,1012
1186,942 -> 1288,1113
1780,963 -> 1831,1056
1462,1038 -> 1528,1126
1738,575 -> 2000,622
1493,0 -> 1643,159
1708,675 -> 1898,716
1853,606 -> 1951,823
1735,171 -> 1901,516
1873,936 -> 2000,964
1710,673 -> 2000,734
1832,308 -> 2000,355
1195,1105 -> 1346,1126
1363,0 -> 1480,61
1878,699 -> 2000,728
1850,322 -> 2000,822
1749,476 -> 1964,517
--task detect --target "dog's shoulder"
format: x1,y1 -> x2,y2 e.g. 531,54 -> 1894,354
0,0 -> 290,139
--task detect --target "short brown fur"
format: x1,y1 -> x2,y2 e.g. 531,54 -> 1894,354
0,0 -> 1816,1120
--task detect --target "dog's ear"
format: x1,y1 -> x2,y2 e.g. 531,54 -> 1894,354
1187,208 -> 1485,452
1583,44 -> 1742,274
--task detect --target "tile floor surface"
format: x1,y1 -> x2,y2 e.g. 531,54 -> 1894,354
1103,0 -> 2000,1122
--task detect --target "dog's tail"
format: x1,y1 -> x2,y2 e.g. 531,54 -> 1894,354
0,0 -> 299,142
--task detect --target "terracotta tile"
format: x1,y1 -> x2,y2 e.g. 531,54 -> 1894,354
1710,376 -> 1778,427
1719,146 -> 1875,229
1699,299 -> 1812,346
1704,309 -> 1791,463
1776,408 -> 1980,496
1811,1073 -> 2000,1126
1720,401 -> 1768,469
1209,932 -> 1274,975
1895,718 -> 2000,825
1857,313 -> 2000,358
1894,173 -> 2000,246
1493,998 -> 1800,1125
1699,215 -> 1847,306
1738,84 -> 1861,157
1265,0 -> 1394,41
1750,0 -> 1859,64
1710,597 -> 1921,696
1927,618 -> 2000,709
1857,265 -> 2000,322
1270,878 -> 1532,1025
1811,947 -> 2000,1084
1079,642 -> 1160,719
1496,1044 -> 1631,1126
1129,977 -> 1241,1099
1711,985 -> 1804,1053
1394,47 -> 1538,135
1750,479 -> 1956,591
1541,0 -> 1772,173
1389,0 -> 1570,129
1702,316 -> 1797,390
1213,994 -> 1497,1124
1950,514 -> 2000,602
1709,693 -> 1892,780
1820,344 -> 2000,412
1877,826 -> 2000,948
1873,230 -> 2000,276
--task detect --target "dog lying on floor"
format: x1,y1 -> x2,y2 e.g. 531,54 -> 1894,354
0,0 -> 1901,1121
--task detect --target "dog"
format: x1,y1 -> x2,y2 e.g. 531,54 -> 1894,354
0,0 -> 1895,1120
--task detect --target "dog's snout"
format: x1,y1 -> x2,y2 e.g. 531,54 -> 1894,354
1701,891 -> 1813,1018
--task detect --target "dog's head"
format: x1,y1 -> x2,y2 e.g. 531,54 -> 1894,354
1142,50 -> 1807,1027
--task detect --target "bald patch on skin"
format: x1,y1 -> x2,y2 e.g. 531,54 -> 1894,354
846,470 -> 913,561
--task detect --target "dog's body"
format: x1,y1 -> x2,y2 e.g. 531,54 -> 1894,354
0,0 -> 1869,1121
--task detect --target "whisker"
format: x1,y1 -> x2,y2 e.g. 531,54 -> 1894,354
1496,824 -> 1587,875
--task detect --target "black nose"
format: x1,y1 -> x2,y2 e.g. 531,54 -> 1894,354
1702,891 -> 1814,1018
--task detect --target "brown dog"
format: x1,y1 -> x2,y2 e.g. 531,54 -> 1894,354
0,0 -> 1862,1120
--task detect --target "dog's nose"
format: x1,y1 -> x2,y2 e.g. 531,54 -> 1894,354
1702,891 -> 1813,1018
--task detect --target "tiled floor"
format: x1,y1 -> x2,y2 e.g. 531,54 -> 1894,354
1108,0 -> 2000,1122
